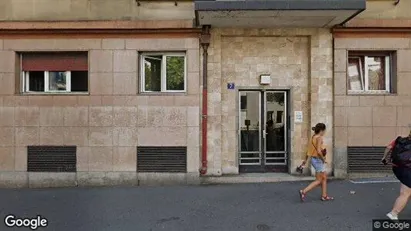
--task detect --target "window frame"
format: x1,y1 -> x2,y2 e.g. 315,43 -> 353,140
22,71 -> 72,93
19,52 -> 89,95
347,51 -> 394,94
140,52 -> 187,93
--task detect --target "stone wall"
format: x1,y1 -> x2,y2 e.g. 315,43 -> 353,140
333,37 -> 411,177
205,28 -> 333,176
354,0 -> 411,19
0,37 -> 201,187
0,0 -> 194,21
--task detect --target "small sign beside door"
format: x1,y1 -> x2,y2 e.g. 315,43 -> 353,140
227,83 -> 235,90
294,111 -> 303,123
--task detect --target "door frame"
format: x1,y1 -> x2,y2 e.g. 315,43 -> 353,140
236,87 -> 292,173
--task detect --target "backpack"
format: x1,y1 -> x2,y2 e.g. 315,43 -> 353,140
391,136 -> 411,168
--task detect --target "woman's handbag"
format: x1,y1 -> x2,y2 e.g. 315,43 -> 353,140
321,148 -> 327,156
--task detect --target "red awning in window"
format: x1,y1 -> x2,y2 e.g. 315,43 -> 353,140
21,52 -> 88,71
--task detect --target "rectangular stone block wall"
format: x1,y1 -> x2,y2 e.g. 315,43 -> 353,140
0,37 -> 201,187
206,28 -> 333,176
334,37 -> 411,177
0,0 -> 194,21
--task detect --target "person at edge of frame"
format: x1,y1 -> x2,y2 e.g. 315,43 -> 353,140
381,129 -> 411,220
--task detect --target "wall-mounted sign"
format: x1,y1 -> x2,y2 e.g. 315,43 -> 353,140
227,83 -> 235,90
260,74 -> 271,85
294,111 -> 303,123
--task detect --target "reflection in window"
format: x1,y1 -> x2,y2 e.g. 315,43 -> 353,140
21,52 -> 89,93
348,53 -> 391,93
239,92 -> 260,152
141,53 -> 186,93
276,111 -> 283,124
144,56 -> 162,92
166,56 -> 185,91
49,71 -> 67,91
266,92 -> 285,152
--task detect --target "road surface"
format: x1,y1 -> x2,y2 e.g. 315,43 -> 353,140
0,180 -> 408,231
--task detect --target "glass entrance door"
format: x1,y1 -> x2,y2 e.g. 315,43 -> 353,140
239,90 -> 288,173
263,91 -> 288,172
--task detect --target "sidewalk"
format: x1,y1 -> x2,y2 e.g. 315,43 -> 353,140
201,173 -> 317,184
0,180 -> 408,231
200,171 -> 395,185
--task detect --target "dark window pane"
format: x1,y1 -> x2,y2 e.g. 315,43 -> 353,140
28,71 -> 45,92
240,95 -> 247,110
240,130 -> 260,152
71,71 -> 88,92
276,111 -> 283,123
144,56 -> 162,92
166,56 -> 185,91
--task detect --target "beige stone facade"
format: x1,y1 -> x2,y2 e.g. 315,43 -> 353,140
0,37 -> 201,187
205,28 -> 333,176
0,27 -> 337,187
333,37 -> 411,177
0,0 -> 194,21
330,0 -> 411,177
0,0 -> 393,187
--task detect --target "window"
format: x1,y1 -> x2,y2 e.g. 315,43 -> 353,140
347,52 -> 395,93
21,52 -> 88,93
240,95 -> 247,110
140,53 -> 186,93
276,111 -> 283,124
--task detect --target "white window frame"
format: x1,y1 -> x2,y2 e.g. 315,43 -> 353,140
140,53 -> 187,93
22,71 -> 71,93
348,55 -> 391,94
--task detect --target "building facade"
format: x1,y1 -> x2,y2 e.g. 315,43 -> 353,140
5,0 -> 406,188
197,0 -> 364,177
333,0 -> 411,177
0,0 -> 201,187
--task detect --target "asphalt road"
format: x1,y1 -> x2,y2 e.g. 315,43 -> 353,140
0,180 -> 409,231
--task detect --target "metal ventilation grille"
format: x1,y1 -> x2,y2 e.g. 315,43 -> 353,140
347,146 -> 391,173
27,146 -> 77,172
137,146 -> 187,173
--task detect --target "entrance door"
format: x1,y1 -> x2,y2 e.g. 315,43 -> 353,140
238,90 -> 288,173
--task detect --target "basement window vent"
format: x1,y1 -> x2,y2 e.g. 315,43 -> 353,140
27,146 -> 77,172
137,146 -> 187,173
347,146 -> 390,173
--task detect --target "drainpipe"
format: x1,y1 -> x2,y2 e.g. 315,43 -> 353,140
199,25 -> 211,175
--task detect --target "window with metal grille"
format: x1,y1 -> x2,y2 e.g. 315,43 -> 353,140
137,146 -> 187,173
347,146 -> 391,173
27,146 -> 77,172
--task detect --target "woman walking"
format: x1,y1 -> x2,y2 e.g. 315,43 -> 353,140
299,123 -> 334,202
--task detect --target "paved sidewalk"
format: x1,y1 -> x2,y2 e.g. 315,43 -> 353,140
0,180 -> 409,231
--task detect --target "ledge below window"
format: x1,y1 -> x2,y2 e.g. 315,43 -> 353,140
20,92 -> 90,96
347,91 -> 396,96
138,92 -> 188,96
